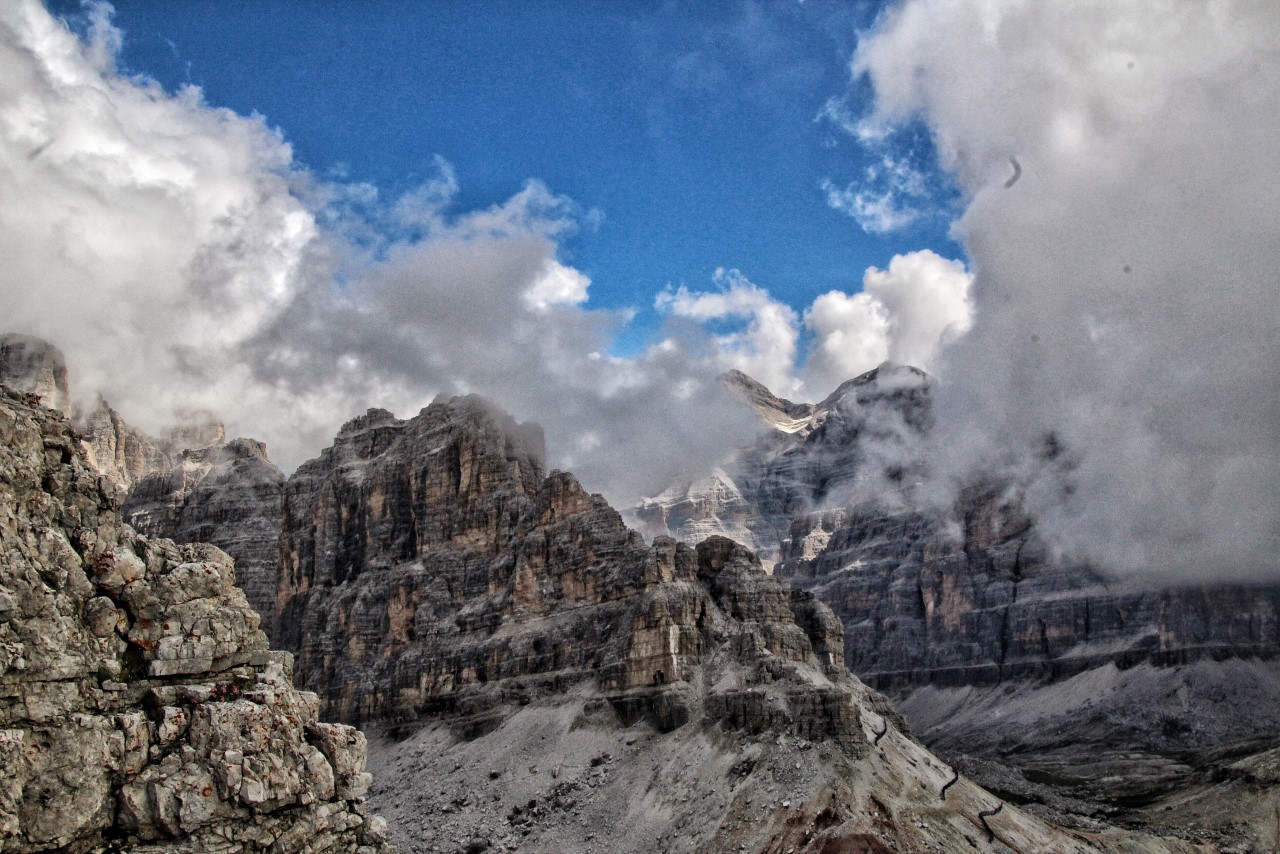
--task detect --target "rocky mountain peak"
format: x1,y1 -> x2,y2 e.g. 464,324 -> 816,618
639,364 -> 932,566
720,368 -> 816,434
0,332 -> 72,416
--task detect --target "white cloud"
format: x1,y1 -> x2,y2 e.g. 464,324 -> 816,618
524,259 -> 591,310
657,269 -> 801,397
803,291 -> 889,392
821,179 -> 920,234
0,1 -> 759,509
854,0 -> 1280,580
821,144 -> 935,235
863,249 -> 972,369
803,250 -> 972,394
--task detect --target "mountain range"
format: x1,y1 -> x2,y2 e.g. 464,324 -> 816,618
2,332 -> 1277,851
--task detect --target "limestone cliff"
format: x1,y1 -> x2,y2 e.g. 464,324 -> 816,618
0,388 -> 390,853
640,367 -> 1280,832
277,393 -> 1197,852
124,439 -> 285,639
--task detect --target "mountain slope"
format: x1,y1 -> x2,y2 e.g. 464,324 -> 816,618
272,391 -> 1199,852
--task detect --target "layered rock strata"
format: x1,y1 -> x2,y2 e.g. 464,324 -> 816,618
781,489 -> 1280,831
124,439 -> 285,639
777,485 -> 1280,681
0,388 -> 390,852
278,394 -> 1196,851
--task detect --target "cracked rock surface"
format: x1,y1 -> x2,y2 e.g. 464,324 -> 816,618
0,387 -> 392,853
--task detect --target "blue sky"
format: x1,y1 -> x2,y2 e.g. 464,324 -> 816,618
48,0 -> 959,347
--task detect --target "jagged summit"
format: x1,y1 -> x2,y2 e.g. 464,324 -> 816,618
720,362 -> 929,439
0,332 -> 72,416
640,363 -> 931,566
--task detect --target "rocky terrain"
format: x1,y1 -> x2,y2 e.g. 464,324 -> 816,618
270,392 -> 1207,852
0,334 -> 71,418
0,386 -> 391,852
641,367 -> 1280,842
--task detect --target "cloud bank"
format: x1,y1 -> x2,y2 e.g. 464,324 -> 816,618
855,0 -> 1280,580
657,254 -> 972,401
0,1 -> 766,507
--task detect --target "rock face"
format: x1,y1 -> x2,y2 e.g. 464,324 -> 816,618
277,394 -> 1195,852
0,333 -> 72,417
777,490 -> 1280,764
79,396 -> 228,494
0,333 -> 283,637
779,489 -> 1280,694
636,364 -> 930,567
0,388 -> 390,853
124,439 -> 285,640
0,331 -> 227,494
646,369 -> 1280,786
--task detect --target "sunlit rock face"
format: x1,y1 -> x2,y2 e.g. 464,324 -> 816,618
0,388 -> 391,853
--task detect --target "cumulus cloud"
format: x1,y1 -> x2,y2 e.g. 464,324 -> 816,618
854,0 -> 1280,580
804,249 -> 972,392
863,250 -> 972,367
804,290 -> 889,391
0,1 -> 758,509
524,259 -> 591,311
656,269 -> 802,397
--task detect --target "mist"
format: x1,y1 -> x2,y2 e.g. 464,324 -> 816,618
854,0 -> 1280,581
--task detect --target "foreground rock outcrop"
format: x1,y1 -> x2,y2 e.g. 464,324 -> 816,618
0,387 -> 390,852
